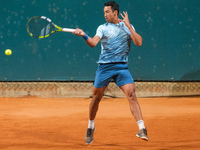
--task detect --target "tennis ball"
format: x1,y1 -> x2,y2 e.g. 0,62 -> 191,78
5,49 -> 12,55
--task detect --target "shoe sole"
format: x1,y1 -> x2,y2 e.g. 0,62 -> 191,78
86,140 -> 93,144
136,134 -> 149,141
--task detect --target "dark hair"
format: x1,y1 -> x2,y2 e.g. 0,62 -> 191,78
104,1 -> 119,15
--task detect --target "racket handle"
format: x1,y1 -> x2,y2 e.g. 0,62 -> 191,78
62,28 -> 76,33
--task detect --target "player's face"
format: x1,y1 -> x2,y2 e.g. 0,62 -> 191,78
104,6 -> 116,23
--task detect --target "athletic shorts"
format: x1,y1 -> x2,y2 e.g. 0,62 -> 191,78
93,63 -> 134,88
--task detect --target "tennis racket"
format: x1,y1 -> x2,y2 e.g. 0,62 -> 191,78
26,16 -> 75,38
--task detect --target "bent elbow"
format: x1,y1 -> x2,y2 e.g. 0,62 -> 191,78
89,43 -> 97,48
137,38 -> 143,47
137,42 -> 142,47
89,44 -> 96,48
135,41 -> 142,47
133,37 -> 142,47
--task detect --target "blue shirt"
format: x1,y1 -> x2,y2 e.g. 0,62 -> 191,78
96,21 -> 135,64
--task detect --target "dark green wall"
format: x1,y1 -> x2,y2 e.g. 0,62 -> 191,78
1,0 -> 199,81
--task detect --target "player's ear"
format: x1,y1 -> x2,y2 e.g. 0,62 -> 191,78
114,10 -> 118,16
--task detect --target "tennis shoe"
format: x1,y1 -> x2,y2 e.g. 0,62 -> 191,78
85,126 -> 96,144
136,128 -> 148,141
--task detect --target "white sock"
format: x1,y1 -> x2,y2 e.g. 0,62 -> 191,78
88,119 -> 95,129
137,120 -> 145,130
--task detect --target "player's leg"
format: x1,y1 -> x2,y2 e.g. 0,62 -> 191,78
89,86 -> 107,121
89,63 -> 113,121
120,83 -> 148,141
114,63 -> 148,141
85,86 -> 106,144
120,83 -> 143,121
85,63 -> 112,144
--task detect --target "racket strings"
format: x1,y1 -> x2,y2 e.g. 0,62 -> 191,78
27,17 -> 55,38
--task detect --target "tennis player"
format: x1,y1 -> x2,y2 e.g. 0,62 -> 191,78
73,1 -> 148,144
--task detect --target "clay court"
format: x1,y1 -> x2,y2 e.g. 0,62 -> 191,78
0,96 -> 199,150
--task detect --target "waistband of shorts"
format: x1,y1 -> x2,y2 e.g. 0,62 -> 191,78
99,62 -> 127,65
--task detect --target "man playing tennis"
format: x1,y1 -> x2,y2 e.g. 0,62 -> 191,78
73,1 -> 148,144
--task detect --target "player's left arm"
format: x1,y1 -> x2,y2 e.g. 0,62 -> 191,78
119,11 -> 142,47
73,28 -> 100,48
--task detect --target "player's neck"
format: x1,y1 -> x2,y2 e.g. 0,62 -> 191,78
110,17 -> 120,24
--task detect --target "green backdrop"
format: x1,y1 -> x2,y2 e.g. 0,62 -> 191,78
0,0 -> 199,81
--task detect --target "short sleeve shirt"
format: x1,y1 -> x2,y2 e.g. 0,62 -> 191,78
96,21 -> 135,64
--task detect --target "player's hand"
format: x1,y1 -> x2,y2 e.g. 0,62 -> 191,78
119,11 -> 132,29
73,28 -> 85,36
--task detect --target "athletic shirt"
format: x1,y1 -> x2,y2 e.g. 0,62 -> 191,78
96,21 -> 135,64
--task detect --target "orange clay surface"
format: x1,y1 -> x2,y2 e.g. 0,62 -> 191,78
0,96 -> 200,150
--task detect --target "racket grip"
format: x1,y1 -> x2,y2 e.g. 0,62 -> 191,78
62,28 -> 76,33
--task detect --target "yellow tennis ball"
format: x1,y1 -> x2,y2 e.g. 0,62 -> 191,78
5,49 -> 12,55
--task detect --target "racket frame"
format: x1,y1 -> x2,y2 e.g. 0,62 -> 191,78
26,16 -> 75,38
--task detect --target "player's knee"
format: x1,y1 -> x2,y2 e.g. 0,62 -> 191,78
92,95 -> 102,103
127,91 -> 137,101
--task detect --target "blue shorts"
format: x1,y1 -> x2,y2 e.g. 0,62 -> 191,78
93,63 -> 134,88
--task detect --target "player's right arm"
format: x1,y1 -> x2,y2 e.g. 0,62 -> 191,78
73,28 -> 100,48
85,35 -> 100,48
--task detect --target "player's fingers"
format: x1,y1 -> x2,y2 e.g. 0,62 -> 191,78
123,11 -> 128,18
123,11 -> 126,15
125,11 -> 128,17
120,13 -> 124,18
73,29 -> 77,34
73,28 -> 81,35
75,31 -> 80,34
